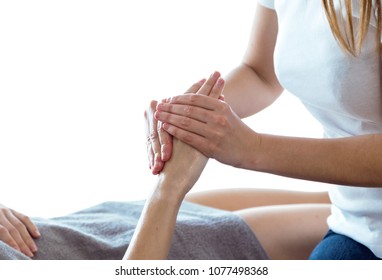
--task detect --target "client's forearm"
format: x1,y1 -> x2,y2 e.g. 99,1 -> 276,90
123,180 -> 182,260
123,139 -> 208,260
126,72 -> 223,260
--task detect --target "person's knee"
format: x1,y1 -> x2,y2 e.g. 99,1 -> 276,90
310,230 -> 381,260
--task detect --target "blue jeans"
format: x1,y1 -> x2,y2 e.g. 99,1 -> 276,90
309,230 -> 381,260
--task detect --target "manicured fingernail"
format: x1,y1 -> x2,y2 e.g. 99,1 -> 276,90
210,71 -> 220,79
162,123 -> 169,130
31,244 -> 38,252
26,250 -> 34,257
35,230 -> 41,237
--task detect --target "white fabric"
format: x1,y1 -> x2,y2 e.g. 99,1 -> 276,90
258,0 -> 382,257
257,0 -> 274,9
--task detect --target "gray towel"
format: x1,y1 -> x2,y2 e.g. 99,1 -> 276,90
0,201 -> 268,260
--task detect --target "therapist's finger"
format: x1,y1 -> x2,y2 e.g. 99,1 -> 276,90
158,78 -> 205,161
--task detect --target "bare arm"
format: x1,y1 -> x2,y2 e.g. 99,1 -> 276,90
123,139 -> 207,260
253,133 -> 382,187
146,5 -> 283,174
153,6 -> 382,189
157,88 -> 382,188
222,5 -> 283,118
124,73 -> 224,260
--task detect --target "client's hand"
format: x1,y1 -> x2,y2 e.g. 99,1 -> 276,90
124,72 -> 224,260
144,72 -> 224,175
145,99 -> 172,175
155,71 -> 225,198
0,204 -> 40,257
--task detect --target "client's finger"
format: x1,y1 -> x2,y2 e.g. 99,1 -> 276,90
145,100 -> 163,174
0,225 -> 20,251
157,119 -> 172,161
197,71 -> 221,96
183,79 -> 206,94
1,218 -> 33,257
208,77 -> 225,99
12,211 -> 40,239
7,213 -> 37,256
12,210 -> 40,253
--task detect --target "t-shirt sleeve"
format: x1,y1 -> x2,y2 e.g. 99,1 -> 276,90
257,0 -> 275,9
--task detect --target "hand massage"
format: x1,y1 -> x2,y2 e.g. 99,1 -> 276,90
1,0 -> 382,260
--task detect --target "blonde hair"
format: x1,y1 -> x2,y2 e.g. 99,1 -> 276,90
322,0 -> 382,56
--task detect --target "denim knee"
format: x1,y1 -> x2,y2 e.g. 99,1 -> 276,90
309,230 -> 381,260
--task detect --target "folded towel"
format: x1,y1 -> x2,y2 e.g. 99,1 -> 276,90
0,200 -> 268,260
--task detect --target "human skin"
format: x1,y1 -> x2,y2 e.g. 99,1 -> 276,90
153,5 -> 382,188
0,204 -> 40,257
186,189 -> 330,260
123,72 -> 224,259
146,5 -> 283,175
127,71 -> 331,260
156,93 -> 382,187
140,5 -> 333,260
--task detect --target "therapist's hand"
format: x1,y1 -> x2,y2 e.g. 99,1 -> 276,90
144,72 -> 222,175
156,72 -> 225,197
0,204 -> 40,257
155,82 -> 259,169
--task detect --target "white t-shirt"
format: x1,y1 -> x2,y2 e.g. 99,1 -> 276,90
257,0 -> 382,257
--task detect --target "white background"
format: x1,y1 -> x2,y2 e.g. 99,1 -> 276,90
0,0 -> 327,218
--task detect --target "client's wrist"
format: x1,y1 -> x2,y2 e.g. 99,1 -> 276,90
153,139 -> 208,202
154,172 -> 190,202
